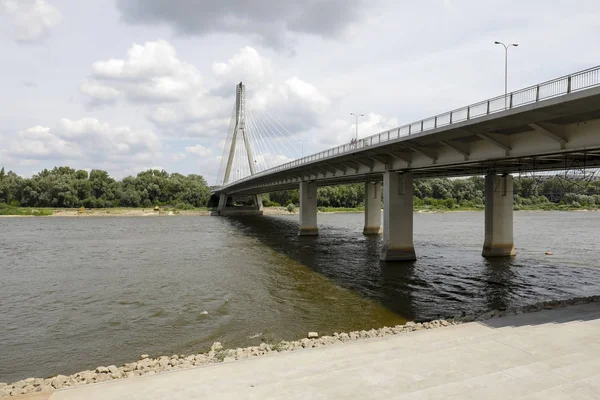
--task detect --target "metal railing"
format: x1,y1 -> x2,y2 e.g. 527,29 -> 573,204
223,65 -> 600,189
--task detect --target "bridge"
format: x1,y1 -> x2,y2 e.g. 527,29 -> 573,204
211,66 -> 600,261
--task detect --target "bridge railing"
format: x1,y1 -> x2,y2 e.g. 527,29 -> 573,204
224,65 -> 600,189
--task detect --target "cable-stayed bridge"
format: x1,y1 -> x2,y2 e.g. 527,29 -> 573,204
211,66 -> 600,261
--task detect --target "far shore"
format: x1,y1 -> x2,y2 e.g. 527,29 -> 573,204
1,206 -> 599,218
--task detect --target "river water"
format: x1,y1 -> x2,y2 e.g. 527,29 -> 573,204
1,211 -> 600,382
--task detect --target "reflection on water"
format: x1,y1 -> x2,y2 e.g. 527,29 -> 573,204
1,211 -> 600,381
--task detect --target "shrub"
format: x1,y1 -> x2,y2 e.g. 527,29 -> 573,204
286,203 -> 296,213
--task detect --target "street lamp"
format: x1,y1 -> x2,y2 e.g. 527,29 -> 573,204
350,112 -> 364,141
494,41 -> 519,109
297,139 -> 307,157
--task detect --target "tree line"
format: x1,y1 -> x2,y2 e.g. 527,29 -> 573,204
1,166 -> 599,209
266,176 -> 600,209
0,167 -> 210,209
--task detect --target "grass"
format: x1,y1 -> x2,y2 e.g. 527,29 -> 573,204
0,203 -> 53,216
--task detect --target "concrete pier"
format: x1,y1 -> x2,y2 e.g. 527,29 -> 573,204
298,181 -> 318,236
482,174 -> 516,257
363,182 -> 382,235
381,171 -> 416,261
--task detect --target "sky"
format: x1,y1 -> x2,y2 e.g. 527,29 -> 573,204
1,0 -> 599,184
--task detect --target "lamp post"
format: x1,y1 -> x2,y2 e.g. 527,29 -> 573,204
350,112 -> 364,140
297,139 -> 307,157
494,41 -> 519,109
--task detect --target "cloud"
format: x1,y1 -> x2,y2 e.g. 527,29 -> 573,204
0,0 -> 61,43
211,46 -> 273,96
79,81 -> 121,106
8,126 -> 78,159
185,144 -> 212,157
82,42 -> 333,141
2,119 -> 162,176
313,113 -> 400,148
81,40 -> 203,105
115,0 -> 372,50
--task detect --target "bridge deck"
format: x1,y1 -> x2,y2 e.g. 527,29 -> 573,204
214,67 -> 600,196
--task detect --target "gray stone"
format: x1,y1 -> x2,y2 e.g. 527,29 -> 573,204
96,366 -> 109,373
140,354 -> 149,359
307,332 -> 319,339
107,365 -> 119,374
51,375 -> 69,389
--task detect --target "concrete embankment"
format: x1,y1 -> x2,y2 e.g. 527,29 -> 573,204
2,295 -> 600,398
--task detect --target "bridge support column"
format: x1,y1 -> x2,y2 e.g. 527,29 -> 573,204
381,171 -> 416,261
217,193 -> 228,211
363,182 -> 382,235
253,194 -> 264,211
482,174 -> 516,257
298,181 -> 318,236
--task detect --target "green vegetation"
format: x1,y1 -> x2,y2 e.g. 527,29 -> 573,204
0,166 -> 210,209
1,165 -> 599,213
0,203 -> 53,216
268,176 -> 600,212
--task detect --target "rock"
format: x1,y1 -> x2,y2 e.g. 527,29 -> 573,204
307,332 -> 319,339
200,311 -> 209,315
440,320 -> 449,327
122,363 -> 136,372
107,365 -> 119,374
140,354 -> 149,359
211,342 -> 223,352
158,358 -> 170,368
95,366 -> 109,374
51,375 -> 69,389
13,380 -> 27,389
545,251 -> 552,255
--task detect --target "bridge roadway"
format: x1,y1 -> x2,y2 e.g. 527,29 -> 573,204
213,67 -> 600,261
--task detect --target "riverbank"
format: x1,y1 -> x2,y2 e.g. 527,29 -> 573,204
0,206 -> 297,217
2,205 -> 599,217
2,295 -> 600,397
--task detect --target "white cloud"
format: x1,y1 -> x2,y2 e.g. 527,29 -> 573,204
185,144 -> 212,157
9,126 -> 78,158
82,40 -> 203,104
211,46 -> 273,93
3,119 -> 162,177
0,0 -> 61,42
313,113 -> 399,148
79,81 -> 121,105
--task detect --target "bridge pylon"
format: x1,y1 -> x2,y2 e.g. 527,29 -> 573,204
215,82 -> 263,215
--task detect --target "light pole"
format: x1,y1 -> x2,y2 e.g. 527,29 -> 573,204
297,139 -> 307,157
494,41 -> 519,109
350,112 -> 364,141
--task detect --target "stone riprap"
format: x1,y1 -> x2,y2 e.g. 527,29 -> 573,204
1,295 -> 599,398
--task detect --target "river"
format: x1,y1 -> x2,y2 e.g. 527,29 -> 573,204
1,211 -> 600,382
